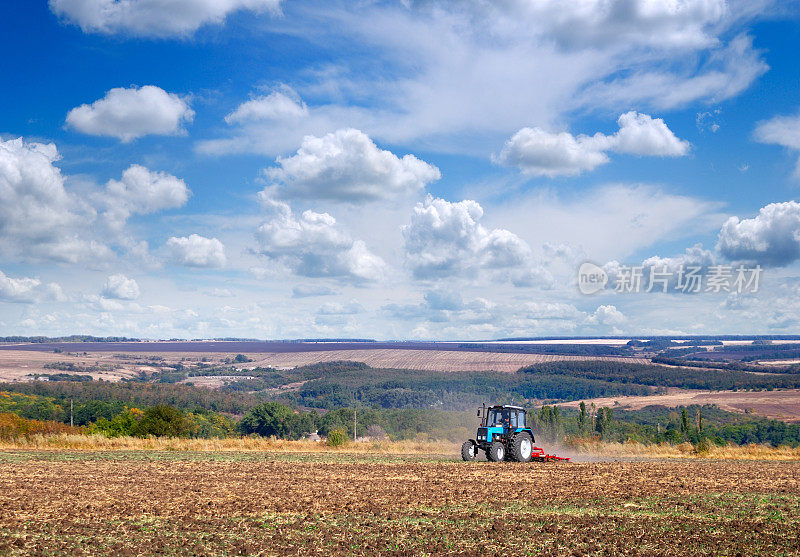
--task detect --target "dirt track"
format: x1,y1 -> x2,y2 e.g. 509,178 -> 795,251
0,451 -> 798,555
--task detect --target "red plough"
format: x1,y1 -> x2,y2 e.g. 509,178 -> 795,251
531,446 -> 570,462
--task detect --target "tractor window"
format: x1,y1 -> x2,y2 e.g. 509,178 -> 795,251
518,412 -> 526,428
509,412 -> 518,428
487,409 -> 510,426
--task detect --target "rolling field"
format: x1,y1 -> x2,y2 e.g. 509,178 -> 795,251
560,388 -> 800,423
0,450 -> 798,555
247,349 -> 650,373
0,347 -> 649,381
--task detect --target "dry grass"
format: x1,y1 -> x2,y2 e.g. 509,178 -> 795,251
0,433 -> 797,461
0,433 -> 460,455
567,438 -> 800,460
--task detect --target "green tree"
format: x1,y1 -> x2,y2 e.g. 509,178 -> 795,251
577,401 -> 588,435
90,407 -> 144,437
239,402 -> 316,440
595,407 -> 615,441
131,405 -> 190,438
681,408 -> 690,437
536,405 -> 564,443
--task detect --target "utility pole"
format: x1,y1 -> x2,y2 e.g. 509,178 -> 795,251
70,399 -> 74,428
353,407 -> 357,442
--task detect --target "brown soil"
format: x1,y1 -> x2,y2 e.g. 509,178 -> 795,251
0,452 -> 797,555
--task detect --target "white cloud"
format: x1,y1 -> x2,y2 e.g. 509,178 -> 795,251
197,3 -> 766,157
577,34 -> 768,110
102,274 -> 140,300
255,197 -> 385,281
50,0 -> 281,37
627,244 -> 717,292
585,305 -> 626,326
225,90 -> 308,124
717,201 -> 800,267
66,86 -> 194,141
317,300 -> 364,315
488,184 -> 723,262
754,110 -> 800,176
504,0 -> 727,50
205,288 -> 234,298
402,195 -> 531,279
641,244 -> 716,272
102,164 -> 190,230
0,137 -> 110,263
497,111 -> 689,176
0,270 -> 64,304
292,285 -> 338,298
263,128 -> 440,202
166,234 -> 226,268
610,112 -> 691,156
496,128 -> 609,177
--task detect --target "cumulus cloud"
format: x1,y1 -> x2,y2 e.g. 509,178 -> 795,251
166,234 -> 226,268
402,195 -> 531,279
102,274 -> 140,300
497,111 -> 689,176
66,86 -> 194,141
496,129 -> 610,177
585,305 -> 626,326
0,137 -> 110,263
50,0 -> 281,37
255,197 -> 385,281
102,164 -> 190,230
641,244 -> 716,273
263,128 -> 440,202
0,270 -> 64,304
754,110 -> 800,175
225,90 -> 308,124
717,201 -> 800,266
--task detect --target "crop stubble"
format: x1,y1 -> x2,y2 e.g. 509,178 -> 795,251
0,452 -> 798,555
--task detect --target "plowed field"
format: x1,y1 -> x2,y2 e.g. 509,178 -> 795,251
0,451 -> 798,555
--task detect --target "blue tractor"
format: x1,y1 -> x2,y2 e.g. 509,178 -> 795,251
461,404 -> 535,462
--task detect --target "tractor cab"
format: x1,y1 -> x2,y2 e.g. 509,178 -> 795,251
485,405 -> 526,429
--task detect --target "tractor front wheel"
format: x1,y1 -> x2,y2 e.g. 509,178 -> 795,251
461,441 -> 478,461
487,441 -> 505,462
511,433 -> 533,462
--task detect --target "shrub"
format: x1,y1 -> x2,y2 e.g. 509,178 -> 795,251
327,428 -> 348,447
0,412 -> 81,439
695,437 -> 713,455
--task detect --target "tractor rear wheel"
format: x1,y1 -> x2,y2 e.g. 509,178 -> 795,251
487,441 -> 505,462
461,441 -> 478,461
511,433 -> 533,462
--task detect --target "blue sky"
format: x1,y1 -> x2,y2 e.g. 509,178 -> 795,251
2,1 -> 800,339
